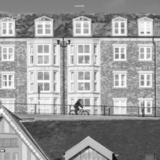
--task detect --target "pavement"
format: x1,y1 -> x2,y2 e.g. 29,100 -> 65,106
15,114 -> 160,121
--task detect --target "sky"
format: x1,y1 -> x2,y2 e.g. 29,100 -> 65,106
1,0 -> 160,14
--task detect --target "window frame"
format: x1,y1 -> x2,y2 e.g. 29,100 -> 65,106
93,43 -> 99,65
35,16 -> 53,37
113,44 -> 127,61
68,44 -> 74,65
138,45 -> 152,61
36,44 -> 50,65
0,17 -> 15,37
77,44 -> 91,65
77,71 -> 91,92
28,44 -> 34,65
138,17 -> 153,36
53,71 -> 58,92
112,17 -> 127,36
113,71 -> 127,88
138,98 -> 153,115
139,71 -> 153,88
29,71 -> 34,93
37,71 -> 50,92
73,16 -> 91,36
1,72 -> 15,89
69,71 -> 74,92
1,45 -> 15,61
113,98 -> 127,115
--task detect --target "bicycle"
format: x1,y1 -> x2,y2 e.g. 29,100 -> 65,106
69,108 -> 89,115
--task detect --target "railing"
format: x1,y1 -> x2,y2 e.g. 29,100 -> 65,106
1,103 -> 160,117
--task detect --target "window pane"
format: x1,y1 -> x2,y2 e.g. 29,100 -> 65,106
78,45 -> 83,53
78,83 -> 83,90
85,99 -> 90,106
38,72 -> 43,80
3,54 -> 7,59
78,72 -> 83,80
85,72 -> 90,80
115,22 -> 118,28
38,83 -> 43,91
85,83 -> 90,90
84,29 -> 89,34
84,45 -> 90,53
44,45 -> 49,53
115,54 -> 119,59
44,83 -> 49,91
84,56 -> 90,63
76,22 -> 81,27
44,55 -> 49,64
38,29 -> 43,34
76,29 -> 81,34
3,139 -> 10,147
44,72 -> 49,80
78,56 -> 83,63
3,48 -> 7,53
83,22 -> 89,27
38,45 -> 43,53
38,56 -> 43,64
45,29 -> 50,34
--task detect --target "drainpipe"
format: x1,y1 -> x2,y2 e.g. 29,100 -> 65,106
152,37 -> 156,117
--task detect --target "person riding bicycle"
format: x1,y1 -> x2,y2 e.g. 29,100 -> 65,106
74,99 -> 83,115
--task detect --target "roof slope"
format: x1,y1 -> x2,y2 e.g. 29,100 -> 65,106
23,120 -> 160,160
0,13 -> 160,37
0,105 -> 49,160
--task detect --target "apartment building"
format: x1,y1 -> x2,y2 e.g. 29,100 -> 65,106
0,13 -> 160,115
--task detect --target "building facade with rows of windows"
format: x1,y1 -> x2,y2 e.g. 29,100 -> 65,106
0,13 -> 160,115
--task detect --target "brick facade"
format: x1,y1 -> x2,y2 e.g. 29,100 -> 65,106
0,41 -> 27,112
0,13 -> 160,115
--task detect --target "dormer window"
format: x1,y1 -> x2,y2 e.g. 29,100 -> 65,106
0,17 -> 15,37
73,16 -> 91,36
35,16 -> 53,37
112,17 -> 127,36
138,17 -> 153,36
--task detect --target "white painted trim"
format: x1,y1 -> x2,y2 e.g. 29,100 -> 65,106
64,136 -> 113,160
113,71 -> 127,74
138,44 -> 153,47
113,98 -> 127,101
112,44 -> 127,47
138,71 -> 153,74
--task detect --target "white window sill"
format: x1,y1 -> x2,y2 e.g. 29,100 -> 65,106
35,34 -> 53,37
0,88 -> 15,90
138,60 -> 153,62
1,35 -> 15,37
1,60 -> 14,62
112,34 -> 127,36
113,87 -> 127,89
114,60 -> 127,62
139,87 -> 152,89
138,34 -> 153,36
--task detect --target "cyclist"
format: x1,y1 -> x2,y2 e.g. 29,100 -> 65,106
74,99 -> 83,115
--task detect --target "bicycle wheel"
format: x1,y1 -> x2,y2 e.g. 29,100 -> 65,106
69,110 -> 76,115
81,110 -> 89,115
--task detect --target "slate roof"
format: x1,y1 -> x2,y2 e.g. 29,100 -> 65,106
0,105 -> 49,160
23,120 -> 160,160
0,13 -> 160,37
